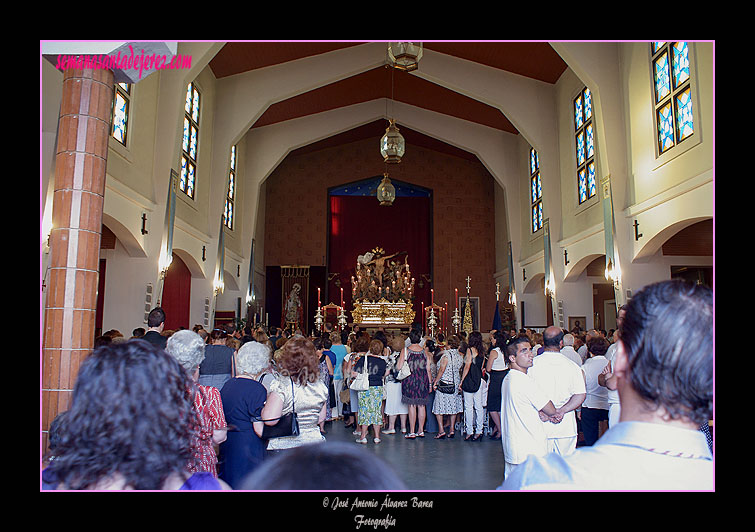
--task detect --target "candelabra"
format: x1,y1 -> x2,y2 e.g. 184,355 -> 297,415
427,307 -> 437,338
337,306 -> 347,330
314,306 -> 323,332
451,307 -> 461,333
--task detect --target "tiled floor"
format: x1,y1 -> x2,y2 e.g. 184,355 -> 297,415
322,420 -> 506,490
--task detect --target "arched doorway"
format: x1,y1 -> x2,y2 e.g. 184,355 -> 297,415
161,252 -> 191,331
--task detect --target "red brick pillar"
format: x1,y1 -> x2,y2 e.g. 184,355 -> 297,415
42,67 -> 114,453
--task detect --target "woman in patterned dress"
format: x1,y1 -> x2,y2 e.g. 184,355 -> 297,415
431,334 -> 464,438
165,330 -> 228,477
398,329 -> 433,438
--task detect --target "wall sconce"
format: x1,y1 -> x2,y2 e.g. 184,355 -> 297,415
605,259 -> 621,289
158,250 -> 173,280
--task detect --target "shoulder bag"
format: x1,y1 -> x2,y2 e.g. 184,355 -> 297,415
350,354 -> 371,392
436,352 -> 457,394
396,348 -> 412,380
259,378 -> 300,439
461,350 -> 483,393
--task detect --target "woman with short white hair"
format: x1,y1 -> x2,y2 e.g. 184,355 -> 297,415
165,330 -> 228,478
217,339 -> 271,489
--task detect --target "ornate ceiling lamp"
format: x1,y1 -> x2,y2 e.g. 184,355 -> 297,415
387,42 -> 423,72
380,119 -> 405,163
377,43 -> 422,205
376,172 -> 396,206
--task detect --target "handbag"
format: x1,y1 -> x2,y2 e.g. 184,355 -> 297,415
350,354 -> 371,392
436,351 -> 457,394
395,349 -> 412,380
461,350 -> 483,393
259,378 -> 300,439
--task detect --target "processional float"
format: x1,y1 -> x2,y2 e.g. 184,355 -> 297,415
350,247 -> 416,327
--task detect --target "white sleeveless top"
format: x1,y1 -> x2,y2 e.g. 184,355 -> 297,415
490,347 -> 508,371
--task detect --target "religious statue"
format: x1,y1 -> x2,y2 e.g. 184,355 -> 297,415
283,283 -> 304,331
351,248 -> 416,326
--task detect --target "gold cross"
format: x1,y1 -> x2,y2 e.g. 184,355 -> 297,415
496,282 -> 500,301
466,276 -> 471,294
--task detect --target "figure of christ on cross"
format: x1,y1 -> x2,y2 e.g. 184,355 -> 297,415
365,251 -> 408,287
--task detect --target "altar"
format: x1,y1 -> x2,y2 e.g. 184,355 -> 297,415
350,247 -> 416,327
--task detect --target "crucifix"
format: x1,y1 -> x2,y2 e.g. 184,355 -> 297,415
466,276 -> 471,295
495,282 -> 500,301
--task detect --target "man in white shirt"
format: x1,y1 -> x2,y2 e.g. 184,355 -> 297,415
560,334 -> 582,367
529,326 -> 586,457
577,329 -> 600,362
500,280 -> 713,490
500,335 -> 560,480
599,306 -> 626,428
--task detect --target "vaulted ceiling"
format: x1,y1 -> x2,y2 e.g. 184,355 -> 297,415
208,42 -> 569,158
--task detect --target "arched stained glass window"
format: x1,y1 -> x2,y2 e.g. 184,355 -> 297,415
652,42 -> 694,155
180,82 -> 201,199
224,145 -> 237,230
574,86 -> 596,204
530,148 -> 543,232
111,83 -> 130,145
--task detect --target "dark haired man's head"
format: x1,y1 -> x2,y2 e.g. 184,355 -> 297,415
147,307 -> 166,329
616,280 -> 712,426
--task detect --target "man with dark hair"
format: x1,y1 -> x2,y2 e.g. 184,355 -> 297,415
500,280 -> 713,490
141,307 -> 167,349
500,335 -> 561,480
528,325 -> 586,457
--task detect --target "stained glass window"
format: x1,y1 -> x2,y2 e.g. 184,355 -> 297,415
530,148 -> 543,232
224,146 -> 237,230
574,86 -> 596,204
180,82 -> 201,198
111,83 -> 130,145
651,42 -> 694,155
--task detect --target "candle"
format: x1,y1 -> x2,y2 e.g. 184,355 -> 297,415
317,287 -> 321,307
340,287 -> 344,308
455,288 -> 458,308
431,289 -> 434,306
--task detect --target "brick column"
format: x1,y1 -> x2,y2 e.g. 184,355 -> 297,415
42,67 -> 113,453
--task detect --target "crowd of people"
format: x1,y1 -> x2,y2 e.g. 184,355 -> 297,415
42,279 -> 713,491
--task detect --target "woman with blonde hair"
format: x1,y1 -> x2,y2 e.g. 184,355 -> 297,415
260,336 -> 329,456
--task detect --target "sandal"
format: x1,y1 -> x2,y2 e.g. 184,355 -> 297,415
464,434 -> 473,441
417,432 -> 425,438
374,438 -> 381,444
383,428 -> 396,434
405,433 -> 417,439
434,432 -> 447,439
473,433 -> 483,441
448,432 -> 455,439
355,437 -> 367,444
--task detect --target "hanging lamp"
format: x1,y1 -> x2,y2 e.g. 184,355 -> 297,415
387,42 -> 423,72
376,172 -> 396,206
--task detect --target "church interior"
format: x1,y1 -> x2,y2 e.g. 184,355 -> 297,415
40,41 -> 714,463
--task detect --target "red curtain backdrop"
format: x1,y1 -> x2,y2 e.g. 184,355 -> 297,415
162,253 -> 191,331
328,195 -> 431,323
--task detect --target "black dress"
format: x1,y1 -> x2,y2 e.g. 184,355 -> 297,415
218,377 -> 267,490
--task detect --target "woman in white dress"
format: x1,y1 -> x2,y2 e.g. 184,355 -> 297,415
383,336 -> 409,434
